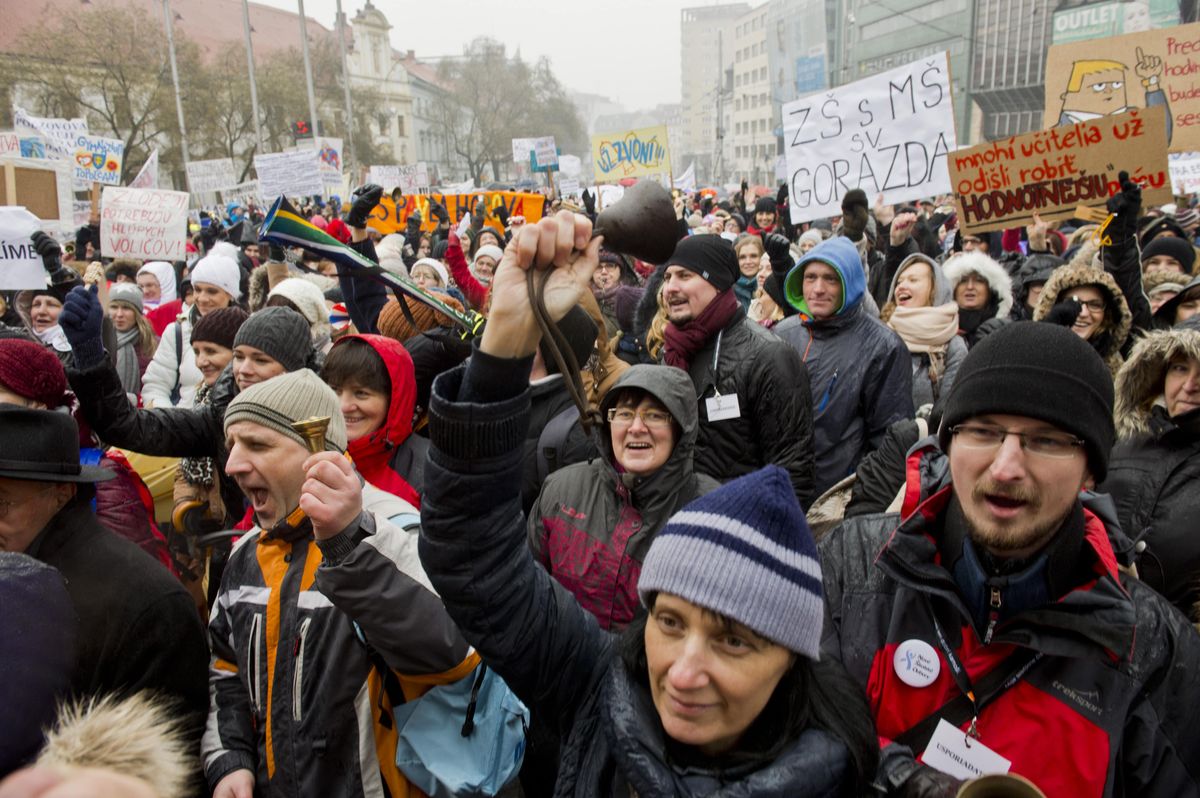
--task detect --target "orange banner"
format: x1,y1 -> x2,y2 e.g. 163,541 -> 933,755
366,191 -> 546,235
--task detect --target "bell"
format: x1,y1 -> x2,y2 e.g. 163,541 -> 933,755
291,416 -> 331,454
956,774 -> 1047,798
593,180 -> 678,265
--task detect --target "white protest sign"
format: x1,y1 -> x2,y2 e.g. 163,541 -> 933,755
128,149 -> 158,189
444,179 -> 476,194
783,52 -> 956,224
222,180 -> 260,203
1170,152 -> 1200,194
0,207 -> 48,290
512,137 -> 537,163
368,163 -> 430,192
533,136 -> 558,168
254,150 -> 324,198
72,200 -> 92,229
314,136 -> 343,192
0,132 -> 19,158
100,187 -> 189,260
73,134 -> 125,185
186,158 -> 239,194
558,176 -> 581,197
13,106 -> 88,162
558,154 -> 582,179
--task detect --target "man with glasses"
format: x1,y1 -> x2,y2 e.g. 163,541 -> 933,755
818,322 -> 1200,796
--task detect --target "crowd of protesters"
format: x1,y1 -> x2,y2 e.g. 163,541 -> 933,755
1,164 -> 1199,798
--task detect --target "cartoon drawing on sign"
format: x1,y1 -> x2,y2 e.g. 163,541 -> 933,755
1056,48 -> 1173,143
318,143 -> 340,171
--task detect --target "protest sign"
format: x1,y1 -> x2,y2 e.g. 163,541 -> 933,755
558,154 -> 582,179
221,180 -> 260,203
591,125 -> 671,182
1044,22 -> 1200,153
13,106 -> 87,162
73,135 -> 125,185
533,137 -> 558,169
0,157 -> 73,234
100,186 -> 189,260
949,105 -> 1172,234
368,163 -> 430,192
512,138 -> 537,162
73,200 -> 92,229
366,190 -> 545,235
0,133 -> 19,158
313,137 -> 343,193
19,137 -> 45,159
186,158 -> 239,194
0,206 -> 47,290
558,176 -> 581,197
673,162 -> 697,193
1169,151 -> 1200,192
129,149 -> 158,189
782,52 -> 956,225
255,150 -> 324,198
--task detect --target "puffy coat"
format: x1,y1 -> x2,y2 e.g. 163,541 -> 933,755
658,306 -> 815,504
203,486 -> 477,797
1032,253 -> 1133,377
942,252 -> 1012,348
528,365 -> 720,631
141,309 -> 202,408
777,237 -> 913,498
881,254 -> 968,409
1100,327 -> 1200,622
821,444 -> 1200,797
419,362 -> 855,798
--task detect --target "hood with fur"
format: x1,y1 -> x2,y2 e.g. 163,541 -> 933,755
942,251 -> 1014,319
1114,326 -> 1200,438
1032,258 -> 1132,373
886,253 -> 954,306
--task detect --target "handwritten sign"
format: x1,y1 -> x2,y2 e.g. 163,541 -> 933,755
100,187 -> 189,260
782,52 -> 956,225
533,136 -> 558,169
0,206 -> 46,290
949,105 -> 1172,234
1044,22 -> 1200,153
1169,151 -> 1200,193
512,138 -> 537,162
367,191 -> 545,235
0,133 -> 19,158
368,163 -> 430,192
558,176 -> 581,197
186,158 -> 239,194
592,125 -> 671,181
255,150 -> 324,198
73,135 -> 125,185
12,106 -> 87,162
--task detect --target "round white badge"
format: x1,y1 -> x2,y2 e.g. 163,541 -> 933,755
893,639 -> 941,688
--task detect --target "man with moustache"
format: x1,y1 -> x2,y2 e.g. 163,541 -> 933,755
819,322 -> 1200,797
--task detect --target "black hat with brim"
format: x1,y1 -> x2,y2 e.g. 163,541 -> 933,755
0,406 -> 114,483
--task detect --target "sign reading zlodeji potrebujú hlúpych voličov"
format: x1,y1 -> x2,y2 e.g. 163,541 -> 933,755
949,105 -> 1172,234
781,51 -> 957,225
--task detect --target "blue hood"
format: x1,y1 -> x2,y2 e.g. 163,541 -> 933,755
784,236 -> 866,318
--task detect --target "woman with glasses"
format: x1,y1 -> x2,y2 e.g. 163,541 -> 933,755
528,364 -> 719,632
1032,253 -> 1132,377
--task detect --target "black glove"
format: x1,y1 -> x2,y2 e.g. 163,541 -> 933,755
405,211 -> 423,236
776,182 -> 789,206
1105,170 -> 1142,242
1045,298 -> 1082,328
495,205 -> 510,227
268,243 -> 286,262
347,183 -> 384,229
430,202 -> 450,225
841,188 -> 870,242
60,284 -> 107,370
900,765 -> 964,798
199,222 -> 222,253
582,189 -> 596,217
764,233 -> 793,275
31,231 -> 74,285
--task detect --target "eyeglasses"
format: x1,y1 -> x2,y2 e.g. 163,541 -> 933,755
607,408 -> 673,428
0,485 -> 57,519
951,425 -> 1085,459
1070,295 -> 1106,313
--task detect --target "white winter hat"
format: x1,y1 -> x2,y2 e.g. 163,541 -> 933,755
473,245 -> 504,264
411,257 -> 449,287
190,253 -> 242,301
268,277 -> 331,345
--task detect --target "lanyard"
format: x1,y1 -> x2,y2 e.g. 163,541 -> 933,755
710,329 -> 725,396
927,601 -> 1043,741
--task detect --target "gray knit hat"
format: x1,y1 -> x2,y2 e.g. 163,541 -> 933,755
223,369 -> 347,453
637,465 -> 824,659
107,283 -> 143,314
233,306 -> 313,372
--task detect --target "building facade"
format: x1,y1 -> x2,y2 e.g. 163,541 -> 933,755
681,3 -> 749,185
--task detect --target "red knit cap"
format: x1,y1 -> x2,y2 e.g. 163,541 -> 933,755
0,339 -> 69,408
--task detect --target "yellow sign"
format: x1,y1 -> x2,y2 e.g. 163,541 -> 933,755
591,124 -> 671,182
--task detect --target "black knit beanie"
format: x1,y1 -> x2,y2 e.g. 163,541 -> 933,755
233,306 -> 313,372
938,321 -> 1114,480
753,196 -> 777,215
191,306 -> 250,350
539,304 -> 597,375
1140,236 -> 1195,274
667,235 -> 740,292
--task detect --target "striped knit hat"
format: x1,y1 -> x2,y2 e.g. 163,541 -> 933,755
223,369 -> 347,453
637,465 -> 824,659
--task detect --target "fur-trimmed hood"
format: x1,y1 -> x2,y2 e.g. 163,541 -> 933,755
247,265 -> 336,313
942,252 -> 1013,319
1114,325 -> 1200,438
1032,251 -> 1132,374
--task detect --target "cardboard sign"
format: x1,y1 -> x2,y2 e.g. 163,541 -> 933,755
12,107 -> 87,162
1044,22 -> 1200,153
186,157 -> 239,194
100,187 -> 189,260
591,125 -> 671,181
368,163 -> 430,192
0,157 -> 73,234
73,135 -> 125,185
782,52 -> 956,225
254,150 -> 324,198
366,191 -> 545,235
950,105 -> 1172,234
0,206 -> 48,290
1169,151 -> 1200,193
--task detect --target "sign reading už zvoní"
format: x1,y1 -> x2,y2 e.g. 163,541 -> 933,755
782,51 -> 957,225
591,125 -> 671,182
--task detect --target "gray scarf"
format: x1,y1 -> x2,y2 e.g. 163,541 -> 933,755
114,327 -> 142,397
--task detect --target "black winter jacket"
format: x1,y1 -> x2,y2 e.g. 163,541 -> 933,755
419,357 -> 854,797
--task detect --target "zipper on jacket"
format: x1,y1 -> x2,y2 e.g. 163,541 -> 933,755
248,613 -> 263,714
293,616 -> 311,722
983,586 -> 1002,644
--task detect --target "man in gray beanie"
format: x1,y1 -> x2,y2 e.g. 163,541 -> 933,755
205,369 -> 476,798
819,321 -> 1200,796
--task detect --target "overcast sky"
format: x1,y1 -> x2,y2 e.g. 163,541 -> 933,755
255,0 -> 765,110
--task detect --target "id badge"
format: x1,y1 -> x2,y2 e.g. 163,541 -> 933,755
923,718 -> 1011,780
705,393 -> 740,422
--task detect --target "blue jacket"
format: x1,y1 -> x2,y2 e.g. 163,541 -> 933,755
777,237 -> 913,496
